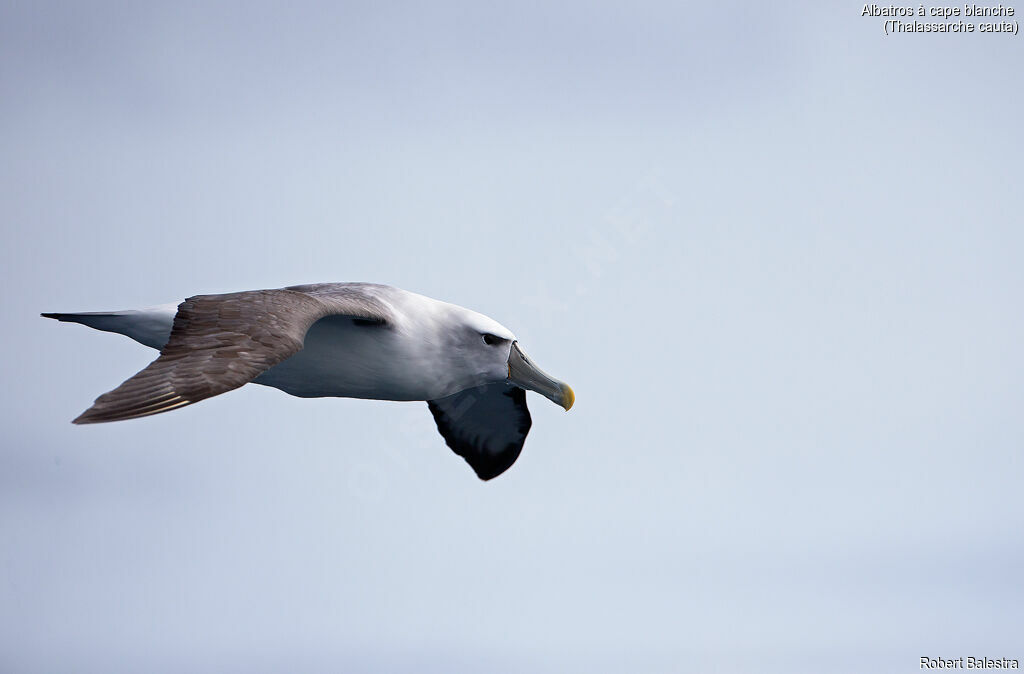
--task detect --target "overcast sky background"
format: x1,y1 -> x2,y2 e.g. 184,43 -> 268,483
2,2 -> 1022,672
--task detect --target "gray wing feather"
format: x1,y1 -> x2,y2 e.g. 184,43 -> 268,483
73,287 -> 392,424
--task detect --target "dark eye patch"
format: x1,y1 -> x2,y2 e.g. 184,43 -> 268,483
482,333 -> 503,346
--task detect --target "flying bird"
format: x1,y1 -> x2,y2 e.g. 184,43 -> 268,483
42,283 -> 574,480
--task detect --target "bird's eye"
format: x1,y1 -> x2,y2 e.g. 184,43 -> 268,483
482,333 -> 501,346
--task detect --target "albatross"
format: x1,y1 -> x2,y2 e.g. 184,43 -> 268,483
42,283 -> 574,480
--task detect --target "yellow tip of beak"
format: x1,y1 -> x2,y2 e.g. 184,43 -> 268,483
561,384 -> 575,411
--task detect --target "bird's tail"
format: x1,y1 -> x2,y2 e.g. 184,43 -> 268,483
41,306 -> 177,350
42,311 -> 130,332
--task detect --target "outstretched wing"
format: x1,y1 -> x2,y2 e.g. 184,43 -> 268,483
427,383 -> 533,480
73,288 -> 392,424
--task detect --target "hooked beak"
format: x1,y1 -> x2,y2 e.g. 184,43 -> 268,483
507,341 -> 575,411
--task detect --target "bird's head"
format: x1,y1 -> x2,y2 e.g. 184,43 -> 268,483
451,307 -> 574,411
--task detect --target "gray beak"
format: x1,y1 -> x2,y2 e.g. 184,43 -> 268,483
507,341 -> 574,411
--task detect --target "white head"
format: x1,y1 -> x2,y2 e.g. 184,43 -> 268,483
439,304 -> 574,410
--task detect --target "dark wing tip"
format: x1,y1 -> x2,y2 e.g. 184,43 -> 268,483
72,405 -> 123,424
427,385 -> 531,481
429,413 -> 523,480
72,392 -> 193,424
470,445 -> 525,481
41,313 -> 62,320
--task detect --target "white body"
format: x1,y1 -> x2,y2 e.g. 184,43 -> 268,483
94,286 -> 516,402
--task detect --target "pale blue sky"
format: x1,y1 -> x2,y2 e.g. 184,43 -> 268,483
2,2 -> 1022,672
